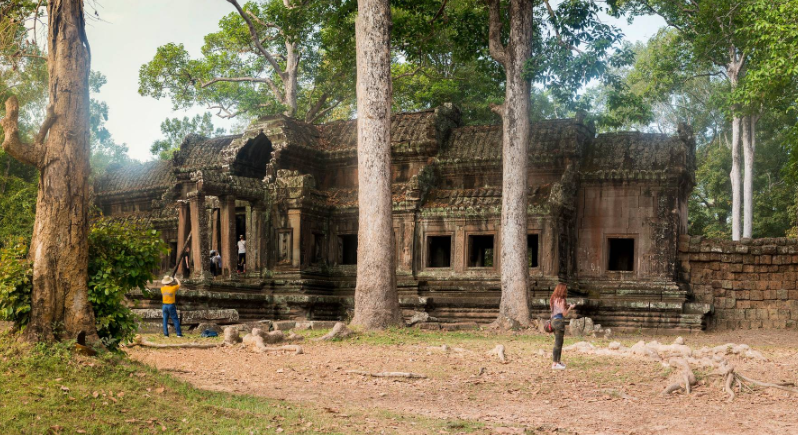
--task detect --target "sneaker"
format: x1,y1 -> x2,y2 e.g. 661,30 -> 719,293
176,335 -> 183,338
552,362 -> 566,370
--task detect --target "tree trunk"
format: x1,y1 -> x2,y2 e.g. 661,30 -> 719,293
349,0 -> 402,330
730,115 -> 741,241
489,0 -> 533,327
284,40 -> 299,117
742,115 -> 754,239
1,0 -> 97,342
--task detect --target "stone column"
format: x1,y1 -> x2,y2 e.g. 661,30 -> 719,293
249,204 -> 267,274
189,192 -> 210,279
211,208 -> 220,252
176,202 -> 191,278
288,209 -> 301,268
220,196 -> 237,277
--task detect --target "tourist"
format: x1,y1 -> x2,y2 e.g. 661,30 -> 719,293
160,275 -> 183,337
210,250 -> 222,277
237,235 -> 246,272
550,283 -> 575,370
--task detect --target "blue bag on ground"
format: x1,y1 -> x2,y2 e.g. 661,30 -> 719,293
200,329 -> 218,338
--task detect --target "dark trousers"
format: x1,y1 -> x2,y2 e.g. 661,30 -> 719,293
238,253 -> 246,271
552,317 -> 565,363
162,304 -> 182,336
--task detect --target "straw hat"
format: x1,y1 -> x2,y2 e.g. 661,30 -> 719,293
161,275 -> 175,286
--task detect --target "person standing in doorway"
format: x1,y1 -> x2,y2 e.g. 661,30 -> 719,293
237,235 -> 246,273
160,275 -> 182,337
550,283 -> 575,370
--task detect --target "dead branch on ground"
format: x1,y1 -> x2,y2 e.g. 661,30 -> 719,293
346,370 -> 427,379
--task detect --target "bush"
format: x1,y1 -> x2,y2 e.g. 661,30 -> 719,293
88,219 -> 169,349
0,238 -> 32,327
0,221 -> 168,349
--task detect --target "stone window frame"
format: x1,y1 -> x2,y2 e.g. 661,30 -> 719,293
276,228 -> 293,265
604,233 -> 637,274
423,232 -> 455,270
465,231 -> 497,270
527,231 -> 541,271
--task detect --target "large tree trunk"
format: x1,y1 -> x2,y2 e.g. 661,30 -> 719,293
730,115 -> 741,240
1,0 -> 97,342
284,40 -> 299,117
742,115 -> 755,239
349,0 -> 402,330
488,0 -> 533,327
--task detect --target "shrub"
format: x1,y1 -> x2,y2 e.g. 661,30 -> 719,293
0,221 -> 168,349
0,238 -> 32,327
88,219 -> 169,349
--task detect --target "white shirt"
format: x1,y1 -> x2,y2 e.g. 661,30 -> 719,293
238,240 -> 246,254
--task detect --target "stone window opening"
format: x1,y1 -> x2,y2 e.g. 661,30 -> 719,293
426,235 -> 452,268
608,237 -> 635,271
528,234 -> 539,268
339,234 -> 358,265
468,235 -> 494,268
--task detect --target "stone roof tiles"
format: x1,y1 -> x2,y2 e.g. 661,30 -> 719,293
439,118 -> 587,163
318,109 -> 439,152
95,159 -> 175,197
583,131 -> 693,174
173,134 -> 242,173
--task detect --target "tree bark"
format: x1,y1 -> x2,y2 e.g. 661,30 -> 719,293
489,0 -> 533,327
727,48 -> 744,242
1,0 -> 97,342
742,114 -> 754,239
349,0 -> 402,330
730,115 -> 741,240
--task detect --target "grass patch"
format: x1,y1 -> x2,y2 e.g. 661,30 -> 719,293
0,332 -> 346,434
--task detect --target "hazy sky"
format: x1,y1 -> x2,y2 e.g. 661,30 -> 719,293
84,2 -> 665,162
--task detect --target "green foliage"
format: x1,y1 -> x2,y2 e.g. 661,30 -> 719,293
88,71 -> 130,175
0,221 -> 168,348
150,113 -> 226,160
138,0 -> 349,122
87,220 -> 169,349
0,239 -> 32,327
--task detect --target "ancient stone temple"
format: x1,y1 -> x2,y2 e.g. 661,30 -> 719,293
96,105 -> 712,330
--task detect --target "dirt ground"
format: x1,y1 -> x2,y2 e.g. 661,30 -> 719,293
128,328 -> 798,435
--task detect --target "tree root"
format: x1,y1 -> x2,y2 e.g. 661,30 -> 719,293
256,344 -> 304,355
345,370 -> 427,379
487,344 -> 507,364
565,336 -> 795,402
241,329 -> 304,354
128,335 -> 220,349
223,327 -> 241,345
316,322 -> 352,341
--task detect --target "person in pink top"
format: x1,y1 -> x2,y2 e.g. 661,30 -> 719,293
550,283 -> 575,370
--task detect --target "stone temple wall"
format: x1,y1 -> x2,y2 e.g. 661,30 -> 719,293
679,235 -> 798,329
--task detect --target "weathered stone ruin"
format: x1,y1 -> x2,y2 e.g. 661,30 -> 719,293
95,105 -> 740,331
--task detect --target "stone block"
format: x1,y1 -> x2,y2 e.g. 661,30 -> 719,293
730,263 -> 742,273
310,321 -> 340,330
273,320 -> 297,331
417,322 -> 441,330
762,246 -> 778,255
750,290 -> 764,301
722,280 -> 733,290
761,255 -> 772,265
764,290 -> 776,300
770,281 -> 782,291
734,245 -> 749,254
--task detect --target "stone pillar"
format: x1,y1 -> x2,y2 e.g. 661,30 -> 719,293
249,204 -> 267,274
189,192 -> 210,279
220,196 -> 237,276
211,208 -> 220,252
288,209 -> 301,268
176,202 -> 191,278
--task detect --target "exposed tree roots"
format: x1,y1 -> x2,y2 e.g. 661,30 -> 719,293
564,337 -> 797,402
487,344 -> 507,364
346,370 -> 427,379
241,328 -> 304,355
315,322 -> 353,341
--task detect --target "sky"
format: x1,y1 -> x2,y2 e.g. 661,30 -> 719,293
84,1 -> 666,162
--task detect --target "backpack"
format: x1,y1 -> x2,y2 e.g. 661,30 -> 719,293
544,319 -> 554,334
200,329 -> 219,338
